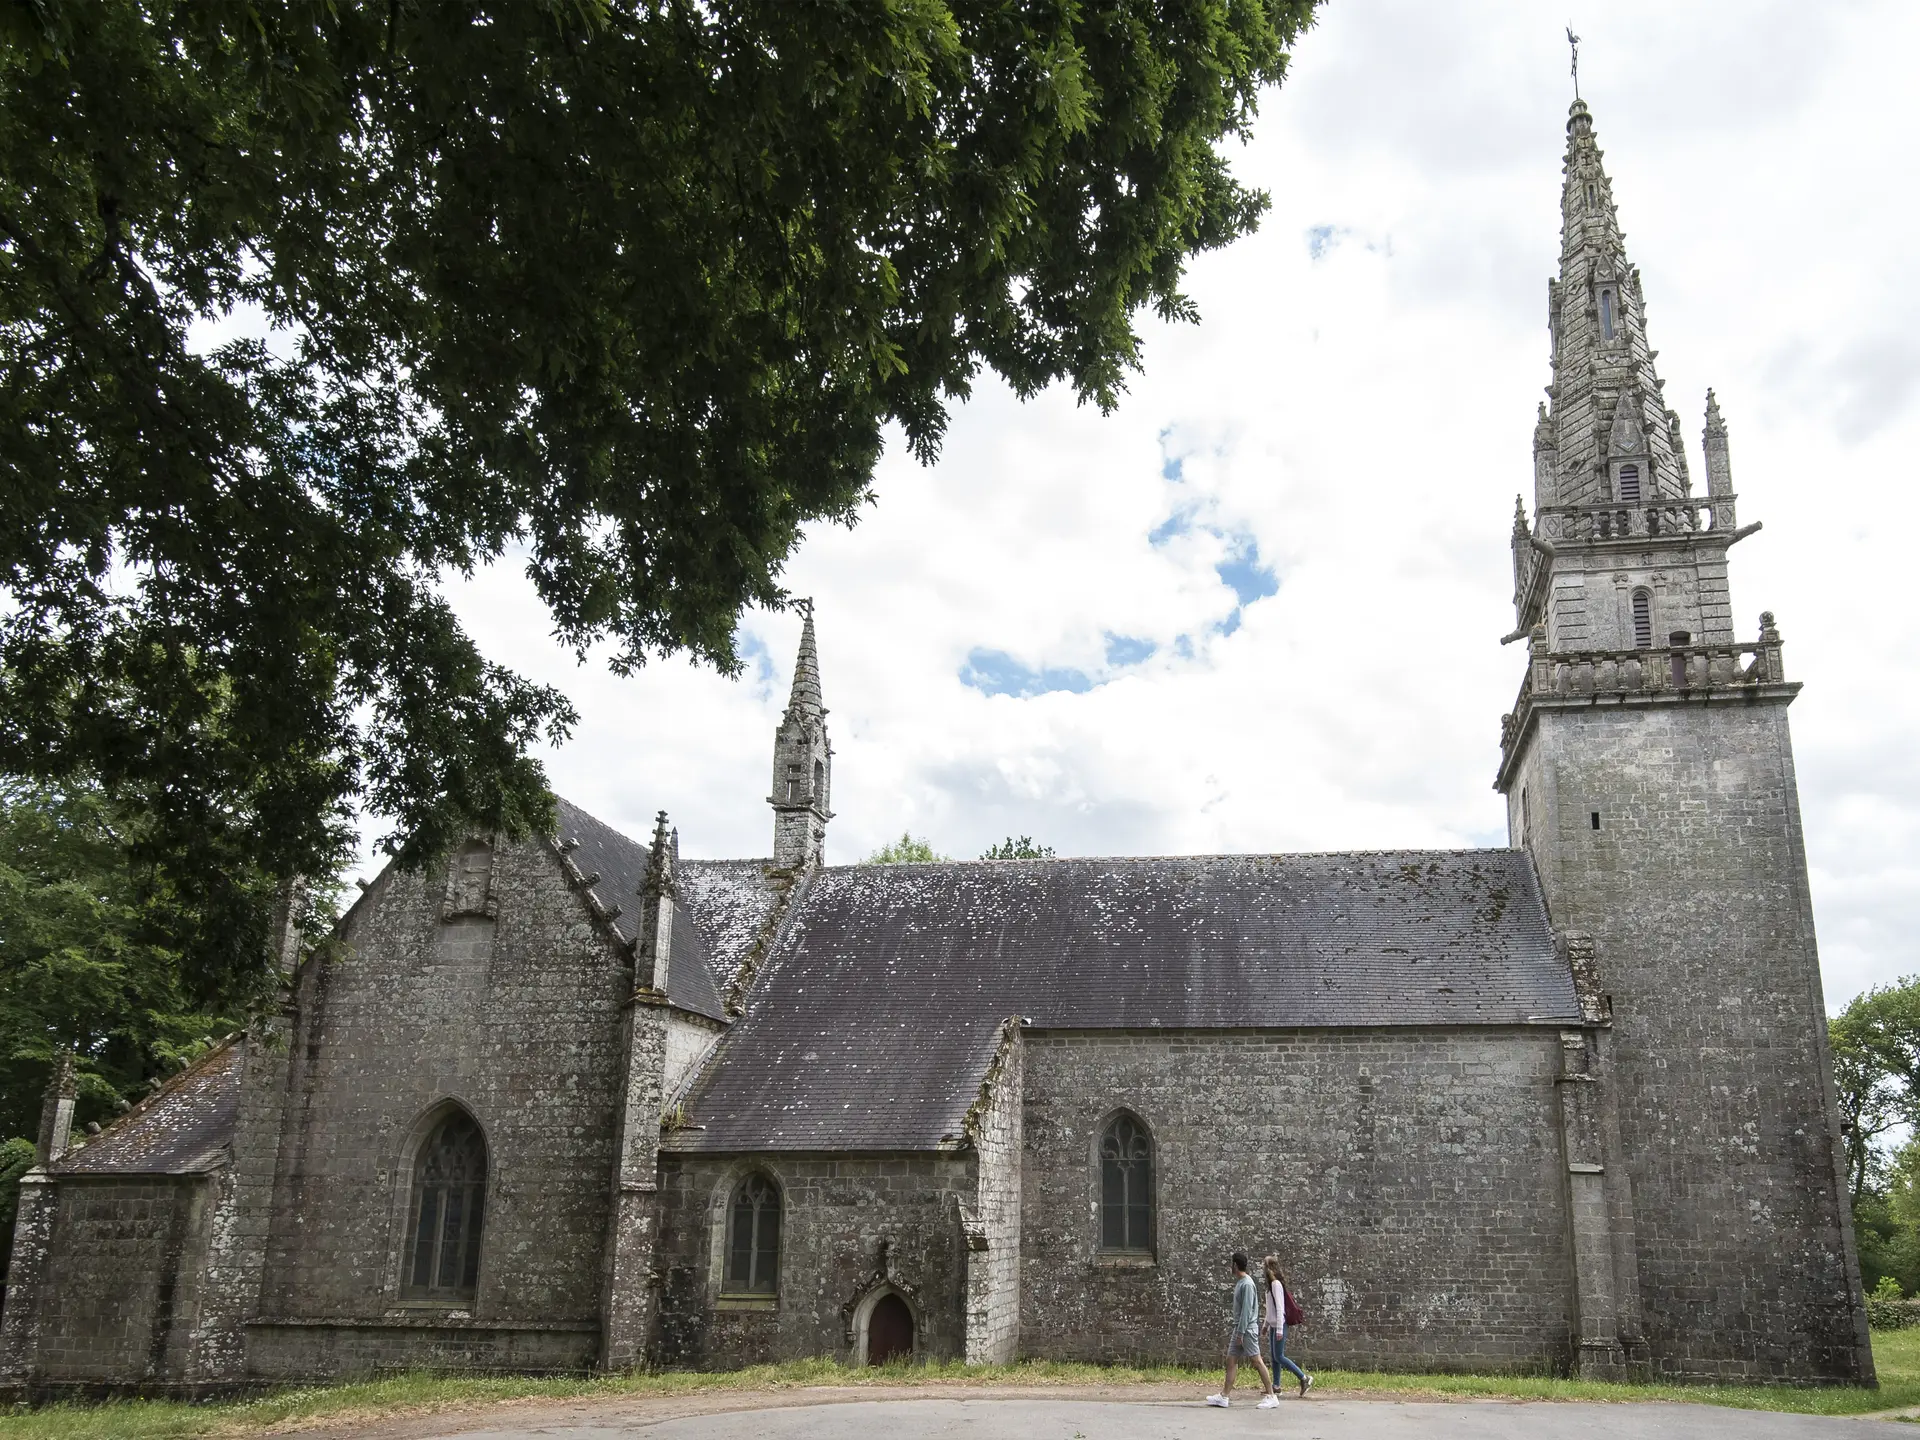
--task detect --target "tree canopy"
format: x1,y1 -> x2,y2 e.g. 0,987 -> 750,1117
866,833 -> 948,864
981,835 -> 1055,859
2,0 -> 1317,990
0,775 -> 311,1143
1830,979 -> 1920,1294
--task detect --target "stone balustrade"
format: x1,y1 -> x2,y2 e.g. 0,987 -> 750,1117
1537,495 -> 1735,543
1500,613 -> 1788,753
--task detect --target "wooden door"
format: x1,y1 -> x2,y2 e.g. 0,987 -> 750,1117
868,1294 -> 914,1365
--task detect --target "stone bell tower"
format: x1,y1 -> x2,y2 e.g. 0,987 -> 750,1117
769,603 -> 832,870
1497,98 -> 1871,1382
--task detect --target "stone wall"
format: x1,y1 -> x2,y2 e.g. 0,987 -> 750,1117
250,837 -> 635,1375
32,1178 -> 212,1384
1018,1028 -> 1577,1372
1511,700 -> 1871,1381
962,1027 -> 1022,1364
653,1152 -> 975,1368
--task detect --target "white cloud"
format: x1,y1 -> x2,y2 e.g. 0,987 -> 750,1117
385,1 -> 1920,1013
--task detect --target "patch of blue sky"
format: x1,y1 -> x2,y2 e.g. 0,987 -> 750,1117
1216,540 -> 1279,607
1306,223 -> 1348,261
1148,508 -> 1194,546
1157,426 -> 1185,482
959,648 -> 1094,699
1104,634 -> 1156,667
735,630 -> 776,689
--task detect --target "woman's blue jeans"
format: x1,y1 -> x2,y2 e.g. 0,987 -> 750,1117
1267,1327 -> 1307,1383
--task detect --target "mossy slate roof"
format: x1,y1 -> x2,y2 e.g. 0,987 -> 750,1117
54,1040 -> 240,1176
667,849 -> 1576,1154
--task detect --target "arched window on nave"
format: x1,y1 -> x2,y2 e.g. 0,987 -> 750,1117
1099,1113 -> 1155,1253
405,1109 -> 488,1302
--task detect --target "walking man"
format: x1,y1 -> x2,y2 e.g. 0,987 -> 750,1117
1207,1251 -> 1279,1409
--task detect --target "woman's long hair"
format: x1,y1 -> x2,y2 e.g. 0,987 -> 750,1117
1263,1254 -> 1285,1286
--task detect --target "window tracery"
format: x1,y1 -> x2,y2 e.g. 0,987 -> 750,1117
404,1110 -> 487,1302
1099,1113 -> 1155,1252
725,1172 -> 782,1294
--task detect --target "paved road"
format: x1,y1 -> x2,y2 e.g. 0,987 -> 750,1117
413,1395 -> 1894,1439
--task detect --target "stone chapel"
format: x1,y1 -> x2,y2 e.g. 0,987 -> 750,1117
0,98 -> 1874,1394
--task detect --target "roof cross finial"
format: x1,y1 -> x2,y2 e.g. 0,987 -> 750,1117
1566,25 -> 1581,100
792,596 -> 815,620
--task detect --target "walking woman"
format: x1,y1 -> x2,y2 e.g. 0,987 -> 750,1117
1262,1256 -> 1313,1397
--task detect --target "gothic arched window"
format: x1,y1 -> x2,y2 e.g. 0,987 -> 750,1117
812,758 -> 824,799
725,1173 -> 782,1294
1631,589 -> 1653,649
405,1110 -> 487,1302
1099,1113 -> 1155,1253
1618,464 -> 1641,504
1599,288 -> 1616,341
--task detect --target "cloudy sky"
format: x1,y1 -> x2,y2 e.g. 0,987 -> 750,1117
410,0 -> 1920,1012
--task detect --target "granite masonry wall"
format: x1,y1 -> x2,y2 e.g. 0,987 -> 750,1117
653,1153 -> 976,1368
1018,1028 -> 1578,1372
31,1178 -> 212,1384
1509,700 -> 1872,1381
962,1029 -> 1022,1364
248,837 -> 636,1376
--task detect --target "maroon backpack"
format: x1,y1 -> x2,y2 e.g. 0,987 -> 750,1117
1282,1285 -> 1304,1328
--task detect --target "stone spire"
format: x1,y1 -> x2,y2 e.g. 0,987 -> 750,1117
1508,97 -> 1742,653
769,603 -> 832,870
1537,98 -> 1685,512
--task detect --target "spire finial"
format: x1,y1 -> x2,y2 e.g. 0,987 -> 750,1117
1567,25 -> 1581,100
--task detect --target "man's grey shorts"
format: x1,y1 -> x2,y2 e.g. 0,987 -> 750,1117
1228,1332 -> 1262,1359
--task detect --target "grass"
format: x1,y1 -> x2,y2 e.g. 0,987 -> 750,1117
6,1331 -> 1920,1439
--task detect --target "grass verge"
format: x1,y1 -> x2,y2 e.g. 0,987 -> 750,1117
5,1330 -> 1920,1439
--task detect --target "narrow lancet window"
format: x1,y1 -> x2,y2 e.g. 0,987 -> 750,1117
1600,289 -> 1615,340
726,1173 -> 782,1294
405,1110 -> 487,1302
1631,589 -> 1653,649
1099,1114 -> 1155,1252
812,758 -> 824,800
1618,464 -> 1641,503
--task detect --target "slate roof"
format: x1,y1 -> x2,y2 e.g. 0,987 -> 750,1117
555,798 -> 729,1022
55,1040 -> 240,1176
668,850 -> 1576,1154
676,859 -> 788,996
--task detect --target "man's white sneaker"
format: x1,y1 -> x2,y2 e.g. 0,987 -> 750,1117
1257,1394 -> 1281,1409
1205,1395 -> 1230,1408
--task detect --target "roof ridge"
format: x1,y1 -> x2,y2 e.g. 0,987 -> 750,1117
815,847 -> 1526,870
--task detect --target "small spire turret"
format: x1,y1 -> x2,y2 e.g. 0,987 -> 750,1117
769,604 -> 833,870
1704,389 -> 1733,497
641,810 -> 676,993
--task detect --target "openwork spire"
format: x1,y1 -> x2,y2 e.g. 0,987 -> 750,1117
1537,98 -> 1683,512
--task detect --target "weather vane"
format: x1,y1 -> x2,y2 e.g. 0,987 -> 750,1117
1567,25 -> 1581,100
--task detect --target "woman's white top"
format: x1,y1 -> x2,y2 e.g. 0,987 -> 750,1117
1264,1279 -> 1286,1335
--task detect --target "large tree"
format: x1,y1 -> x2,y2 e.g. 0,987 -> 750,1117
1,0 -> 1317,979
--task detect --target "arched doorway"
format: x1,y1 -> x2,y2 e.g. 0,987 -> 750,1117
867,1293 -> 914,1365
